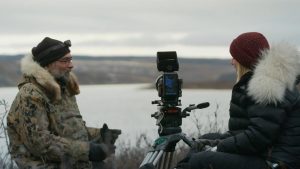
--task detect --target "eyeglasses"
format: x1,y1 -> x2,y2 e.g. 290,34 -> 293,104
57,57 -> 73,64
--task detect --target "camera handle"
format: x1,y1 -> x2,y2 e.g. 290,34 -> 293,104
139,103 -> 209,169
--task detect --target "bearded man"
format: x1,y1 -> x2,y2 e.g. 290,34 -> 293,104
7,37 -> 121,169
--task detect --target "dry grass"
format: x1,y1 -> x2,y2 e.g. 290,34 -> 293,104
0,100 -> 17,169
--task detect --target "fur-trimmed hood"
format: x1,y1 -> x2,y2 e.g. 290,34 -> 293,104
248,42 -> 300,104
20,53 -> 80,102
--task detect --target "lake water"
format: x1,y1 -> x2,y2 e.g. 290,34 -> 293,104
0,84 -> 231,146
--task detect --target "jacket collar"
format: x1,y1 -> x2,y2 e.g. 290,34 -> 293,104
247,42 -> 300,104
20,53 -> 80,102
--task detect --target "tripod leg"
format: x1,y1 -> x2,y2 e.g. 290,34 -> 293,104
148,151 -> 159,164
140,152 -> 153,167
153,150 -> 164,166
165,152 -> 171,169
157,151 -> 174,169
158,152 -> 166,169
166,152 -> 174,169
160,152 -> 168,169
140,150 -> 164,169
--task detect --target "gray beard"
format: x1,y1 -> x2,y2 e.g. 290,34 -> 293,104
49,69 -> 70,82
55,72 -> 70,83
46,66 -> 72,88
51,72 -> 70,87
54,72 -> 71,88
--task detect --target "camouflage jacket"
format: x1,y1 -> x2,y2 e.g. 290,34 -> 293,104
7,54 -> 101,169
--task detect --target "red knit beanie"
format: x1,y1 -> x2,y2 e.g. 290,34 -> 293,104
230,32 -> 270,69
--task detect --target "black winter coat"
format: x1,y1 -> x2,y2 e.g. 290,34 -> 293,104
217,43 -> 300,169
200,73 -> 252,140
228,72 -> 252,134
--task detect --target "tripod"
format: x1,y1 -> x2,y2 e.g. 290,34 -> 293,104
139,132 -> 192,169
139,102 -> 209,169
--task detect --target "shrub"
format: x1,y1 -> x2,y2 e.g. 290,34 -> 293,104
0,100 -> 16,169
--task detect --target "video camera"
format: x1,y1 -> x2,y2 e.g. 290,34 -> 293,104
152,51 -> 183,136
155,51 -> 182,106
139,51 -> 210,169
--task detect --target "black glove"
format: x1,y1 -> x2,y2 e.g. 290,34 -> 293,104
100,123 -> 122,145
89,143 -> 115,161
89,124 -> 121,162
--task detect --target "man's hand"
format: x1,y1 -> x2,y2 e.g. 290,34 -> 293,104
89,123 -> 121,161
100,123 -> 122,152
100,123 -> 122,144
89,143 -> 115,161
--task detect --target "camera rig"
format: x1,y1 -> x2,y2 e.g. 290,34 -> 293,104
139,51 -> 209,169
152,51 -> 183,136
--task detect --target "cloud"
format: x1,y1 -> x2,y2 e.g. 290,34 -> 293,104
0,0 -> 299,57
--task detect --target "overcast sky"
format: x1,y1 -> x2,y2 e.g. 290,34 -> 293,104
0,0 -> 299,58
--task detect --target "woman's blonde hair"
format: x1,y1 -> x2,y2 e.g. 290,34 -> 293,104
235,61 -> 251,82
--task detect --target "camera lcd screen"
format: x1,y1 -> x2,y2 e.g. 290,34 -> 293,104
163,73 -> 178,97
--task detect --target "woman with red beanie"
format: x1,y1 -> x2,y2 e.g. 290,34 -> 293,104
175,32 -> 300,169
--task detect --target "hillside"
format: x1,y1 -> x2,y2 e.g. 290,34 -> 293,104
0,55 -> 236,88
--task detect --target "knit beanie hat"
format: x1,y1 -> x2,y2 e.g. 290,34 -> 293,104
230,32 -> 269,69
32,37 -> 71,67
